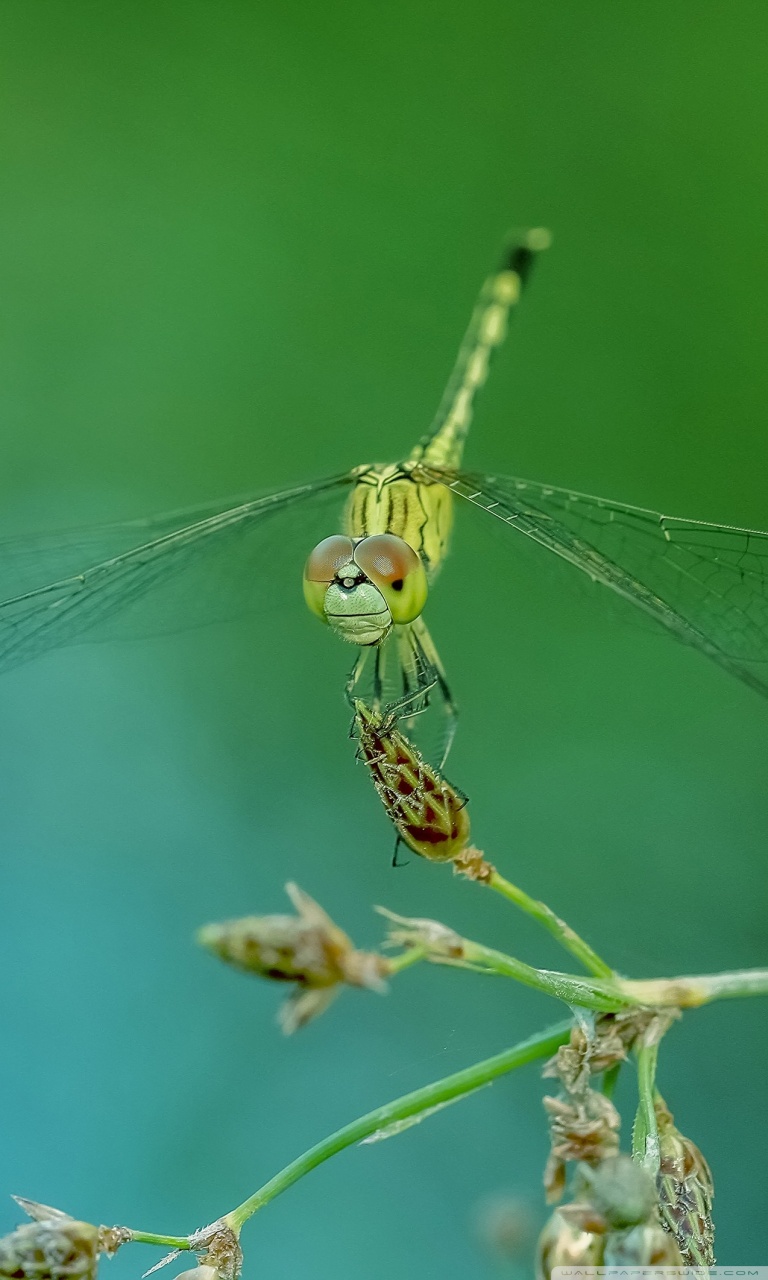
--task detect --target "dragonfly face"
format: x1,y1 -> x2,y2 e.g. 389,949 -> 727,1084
303,532 -> 429,646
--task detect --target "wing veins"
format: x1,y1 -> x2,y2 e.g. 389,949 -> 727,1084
419,465 -> 768,697
0,472 -> 355,671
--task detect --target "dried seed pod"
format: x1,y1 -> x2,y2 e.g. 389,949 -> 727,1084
543,1091 -> 621,1199
194,1224 -> 242,1280
354,701 -> 470,862
376,906 -> 465,959
544,1009 -> 670,1088
0,1218 -> 100,1280
12,1202 -> 73,1227
536,1211 -> 603,1278
603,1222 -> 684,1264
199,883 -> 387,1032
10,1203 -> 128,1266
655,1097 -> 715,1265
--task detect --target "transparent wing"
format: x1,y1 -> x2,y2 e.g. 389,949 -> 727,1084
0,499 -> 245,600
0,472 -> 356,673
418,465 -> 768,698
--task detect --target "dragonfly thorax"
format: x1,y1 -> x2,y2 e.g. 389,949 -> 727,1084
343,462 -> 454,579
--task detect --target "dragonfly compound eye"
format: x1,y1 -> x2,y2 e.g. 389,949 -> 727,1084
353,534 -> 428,624
303,535 -> 355,621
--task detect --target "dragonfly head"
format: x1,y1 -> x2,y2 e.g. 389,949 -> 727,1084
303,533 -> 428,646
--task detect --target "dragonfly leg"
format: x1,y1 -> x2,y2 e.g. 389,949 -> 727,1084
372,643 -> 385,714
345,640 -> 389,714
345,646 -> 370,705
392,835 -> 409,868
410,618 -> 458,767
390,624 -> 438,722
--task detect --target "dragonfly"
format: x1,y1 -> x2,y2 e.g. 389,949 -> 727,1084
1,229 -> 767,762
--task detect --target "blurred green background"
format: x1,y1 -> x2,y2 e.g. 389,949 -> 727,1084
1,2 -> 767,1274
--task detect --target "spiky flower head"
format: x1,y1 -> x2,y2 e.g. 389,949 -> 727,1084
0,1216 -> 100,1280
354,701 -> 470,862
655,1097 -> 715,1265
198,883 -> 387,1032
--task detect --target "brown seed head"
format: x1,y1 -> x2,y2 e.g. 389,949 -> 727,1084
0,1219 -> 100,1280
543,1010 -> 675,1091
10,1203 -> 129,1267
542,1092 -> 621,1199
194,1224 -> 243,1280
198,883 -> 387,1032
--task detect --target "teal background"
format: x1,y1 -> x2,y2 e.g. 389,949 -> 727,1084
1,3 -> 766,1274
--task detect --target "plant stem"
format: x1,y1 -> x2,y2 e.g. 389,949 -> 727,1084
385,945 -> 427,975
458,945 -> 768,1012
616,967 -> 768,1007
127,1230 -> 191,1250
224,1020 -> 572,1233
633,1040 -> 661,1175
487,869 -> 614,979
455,939 -> 631,1012
387,917 -> 768,1014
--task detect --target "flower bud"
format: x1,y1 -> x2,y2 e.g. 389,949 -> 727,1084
0,1218 -> 100,1280
199,883 -> 387,1032
354,701 -> 470,862
655,1097 -> 715,1265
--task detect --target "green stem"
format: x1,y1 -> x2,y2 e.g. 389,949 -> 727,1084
618,967 -> 768,1007
456,939 -> 631,1012
127,1230 -> 191,1250
224,1020 -> 572,1233
633,1040 -> 661,1175
385,945 -> 427,975
387,920 -> 768,1014
488,870 -> 614,979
